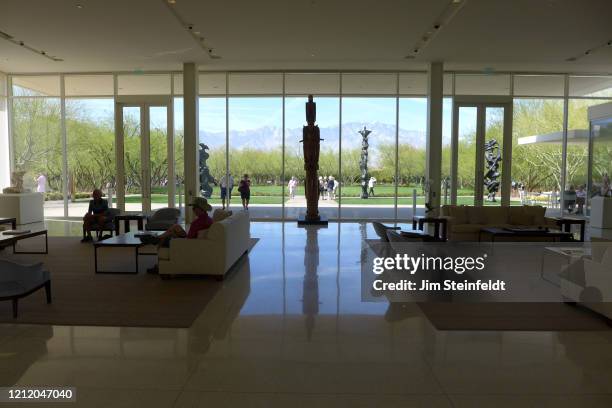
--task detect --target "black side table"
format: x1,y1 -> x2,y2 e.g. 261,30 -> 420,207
412,216 -> 448,241
114,214 -> 146,235
0,217 -> 17,230
553,217 -> 586,242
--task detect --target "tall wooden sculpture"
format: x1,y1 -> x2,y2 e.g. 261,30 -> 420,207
299,95 -> 326,225
358,126 -> 372,199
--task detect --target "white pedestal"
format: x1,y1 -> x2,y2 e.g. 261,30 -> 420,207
590,196 -> 612,229
0,193 -> 44,224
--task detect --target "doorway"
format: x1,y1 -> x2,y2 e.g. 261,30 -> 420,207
451,96 -> 512,206
115,96 -> 174,213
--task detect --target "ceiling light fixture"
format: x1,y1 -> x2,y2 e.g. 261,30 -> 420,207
566,39 -> 611,62
0,28 -> 63,61
162,0 -> 221,60
407,0 -> 467,59
76,4 -> 83,8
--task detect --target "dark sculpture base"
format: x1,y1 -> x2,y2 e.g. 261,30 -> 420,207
297,214 -> 329,227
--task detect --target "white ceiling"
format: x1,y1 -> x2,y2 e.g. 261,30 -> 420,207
0,0 -> 611,74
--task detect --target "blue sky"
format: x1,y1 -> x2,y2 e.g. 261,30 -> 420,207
67,96 -> 456,146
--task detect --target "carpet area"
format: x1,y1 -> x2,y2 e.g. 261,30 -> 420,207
0,236 -> 258,328
364,239 -> 611,331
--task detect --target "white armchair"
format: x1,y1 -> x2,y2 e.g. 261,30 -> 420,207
560,246 -> 612,324
158,211 -> 251,279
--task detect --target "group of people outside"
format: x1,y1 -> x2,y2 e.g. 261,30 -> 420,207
218,173 -> 252,211
319,176 -> 339,200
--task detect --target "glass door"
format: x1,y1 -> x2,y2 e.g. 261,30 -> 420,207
452,97 -> 512,207
148,106 -> 169,211
116,98 -> 173,214
454,106 -> 478,205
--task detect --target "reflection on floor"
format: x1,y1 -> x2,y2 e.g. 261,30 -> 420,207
0,221 -> 611,407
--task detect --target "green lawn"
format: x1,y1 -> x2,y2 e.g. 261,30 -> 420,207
115,185 -> 518,207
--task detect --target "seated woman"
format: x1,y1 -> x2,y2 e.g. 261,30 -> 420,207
141,197 -> 214,273
81,189 -> 110,243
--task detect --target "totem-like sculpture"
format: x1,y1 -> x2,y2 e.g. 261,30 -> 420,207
484,139 -> 502,202
359,126 -> 372,199
198,143 -> 214,198
301,95 -> 323,222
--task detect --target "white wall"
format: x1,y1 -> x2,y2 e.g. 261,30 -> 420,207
0,72 -> 9,190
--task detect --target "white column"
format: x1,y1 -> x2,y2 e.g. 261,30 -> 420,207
426,62 -> 443,210
183,63 -> 199,223
0,72 -> 9,190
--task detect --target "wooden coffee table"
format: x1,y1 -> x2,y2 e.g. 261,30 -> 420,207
93,232 -> 158,274
0,229 -> 48,254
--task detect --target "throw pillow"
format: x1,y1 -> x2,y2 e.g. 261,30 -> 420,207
212,209 -> 233,222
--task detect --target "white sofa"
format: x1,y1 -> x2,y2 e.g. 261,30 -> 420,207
560,245 -> 612,324
158,211 -> 251,279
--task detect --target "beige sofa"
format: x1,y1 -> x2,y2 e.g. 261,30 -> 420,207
439,205 -> 558,241
158,210 -> 251,278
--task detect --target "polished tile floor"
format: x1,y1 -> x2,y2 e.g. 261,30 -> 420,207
1,221 -> 611,407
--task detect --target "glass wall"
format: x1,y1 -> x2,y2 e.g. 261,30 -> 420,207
228,97 -> 283,217
10,76 -> 63,218
7,72 -> 612,221
512,98 -> 564,214
65,98 -> 115,216
590,117 -> 612,199
511,75 -> 566,215
173,97 -> 185,211
567,76 -> 612,215
199,97 -> 227,206
397,98 -> 427,218
483,106 -> 504,206
456,106 -> 478,205
122,106 -> 143,212
0,72 -> 9,191
149,106 -> 169,210
441,97 -> 453,206
340,97 -> 396,219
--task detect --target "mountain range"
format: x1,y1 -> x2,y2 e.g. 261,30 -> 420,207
199,122 -> 426,152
